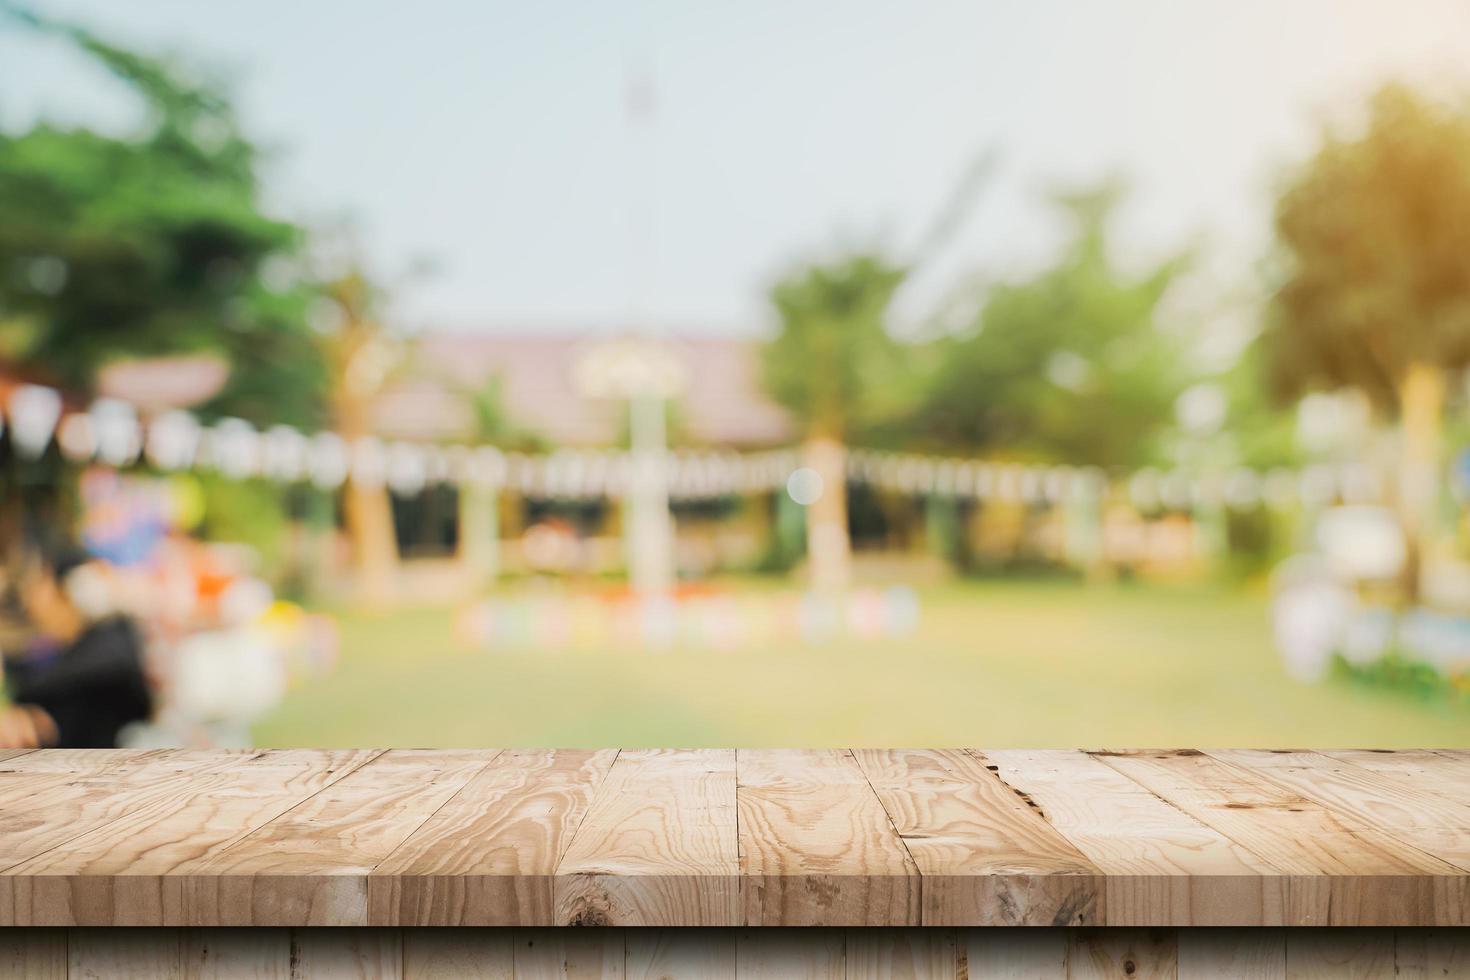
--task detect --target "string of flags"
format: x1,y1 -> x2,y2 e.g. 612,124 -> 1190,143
2,382 -> 1387,511
845,449 -> 1385,512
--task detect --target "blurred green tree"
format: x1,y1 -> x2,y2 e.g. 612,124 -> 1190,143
763,254 -> 912,444
0,4 -> 325,426
908,183 -> 1189,468
1262,84 -> 1470,596
762,253 -> 911,590
315,268 -> 406,601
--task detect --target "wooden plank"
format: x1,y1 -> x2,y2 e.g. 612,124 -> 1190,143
13,925 -> 1470,977
554,749 -> 739,927
180,750 -> 496,926
1283,930 -> 1395,978
1094,749 -> 1468,926
0,752 -> 297,926
1,747 -> 1469,933
1177,929 -> 1285,979
0,748 -> 148,775
1067,929 -> 1176,979
625,928 -> 736,979
1209,749 -> 1470,872
372,749 -> 617,926
844,928 -> 963,979
980,750 -> 1279,926
1334,750 -> 1470,831
1327,748 -> 1470,775
0,927 -> 66,979
291,928 -> 402,979
2,750 -> 378,926
182,928 -> 291,979
1410,927 -> 1470,977
401,929 -> 514,980
0,751 -> 253,867
738,749 -> 920,927
513,928 -> 623,979
735,929 -> 843,980
852,748 -> 1102,926
69,927 -> 185,978
1318,749 -> 1470,807
964,929 -> 1068,978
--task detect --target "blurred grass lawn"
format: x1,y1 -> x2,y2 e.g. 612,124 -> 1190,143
254,579 -> 1470,748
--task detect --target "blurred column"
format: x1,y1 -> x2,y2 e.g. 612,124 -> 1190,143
1063,475 -> 1104,574
1399,362 -> 1446,599
574,338 -> 683,599
627,392 -> 674,596
458,483 -> 499,589
802,437 -> 851,593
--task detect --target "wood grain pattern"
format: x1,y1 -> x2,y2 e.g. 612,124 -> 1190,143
290,928 -> 402,979
981,750 -> 1280,926
844,927 -> 962,979
184,928 -> 290,979
0,926 -> 66,979
180,750 -> 495,927
3,750 -> 378,926
554,749 -> 739,927
373,749 -> 617,926
68,928 -> 185,979
964,928 -> 1067,978
1092,749 -> 1469,926
4,926 -> 1470,977
1,749 -> 1469,930
738,749 -> 919,926
625,929 -> 736,979
852,748 -> 1102,926
401,929 -> 514,980
1068,928 -> 1177,979
1281,930 -> 1396,978
0,751 -> 253,870
513,928 -> 623,979
1176,929 -> 1285,979
1208,749 -> 1470,871
735,929 -> 843,980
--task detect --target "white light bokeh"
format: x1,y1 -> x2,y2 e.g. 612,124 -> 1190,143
786,467 -> 824,506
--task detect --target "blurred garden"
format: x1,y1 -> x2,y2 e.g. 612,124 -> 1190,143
255,581 -> 1470,748
3,3 -> 1470,748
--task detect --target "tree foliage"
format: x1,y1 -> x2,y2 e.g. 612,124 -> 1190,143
905,184 -> 1188,467
0,4 -> 325,425
761,253 -> 911,441
1262,84 -> 1470,411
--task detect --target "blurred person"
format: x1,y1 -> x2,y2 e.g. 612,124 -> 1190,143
0,545 -> 152,748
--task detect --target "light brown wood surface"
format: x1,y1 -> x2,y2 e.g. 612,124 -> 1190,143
1,748 -> 1469,928
980,749 -> 1282,926
554,749 -> 739,927
1093,749 -> 1469,926
372,748 -> 618,927
738,749 -> 919,926
850,748 -> 1100,926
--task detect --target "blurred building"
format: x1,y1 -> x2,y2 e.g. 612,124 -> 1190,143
366,331 -> 793,584
372,332 -> 791,448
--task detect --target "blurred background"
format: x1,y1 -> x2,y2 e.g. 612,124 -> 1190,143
3,0 -> 1470,749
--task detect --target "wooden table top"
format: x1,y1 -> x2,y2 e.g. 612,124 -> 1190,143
1,747 -> 1468,928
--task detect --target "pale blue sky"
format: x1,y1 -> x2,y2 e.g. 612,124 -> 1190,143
5,1 -> 1470,337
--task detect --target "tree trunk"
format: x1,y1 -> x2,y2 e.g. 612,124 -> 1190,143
802,437 -> 851,593
343,480 -> 397,604
1397,361 -> 1445,603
